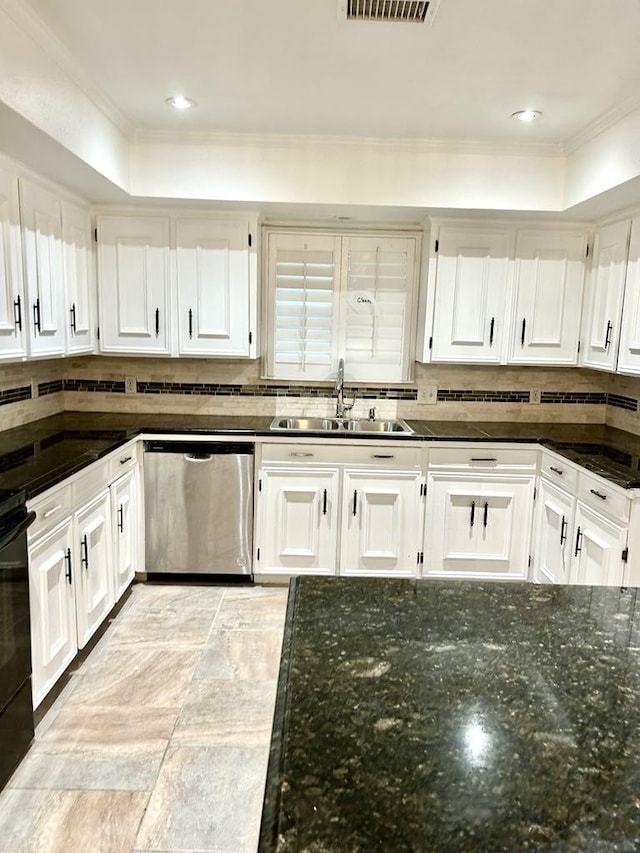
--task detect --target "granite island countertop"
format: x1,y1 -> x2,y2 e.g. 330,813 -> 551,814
260,577 -> 640,852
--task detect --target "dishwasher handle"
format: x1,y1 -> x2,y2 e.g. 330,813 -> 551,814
184,453 -> 214,462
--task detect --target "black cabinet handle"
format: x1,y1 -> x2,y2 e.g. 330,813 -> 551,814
550,466 -> 563,476
33,298 -> 41,333
118,504 -> 124,533
322,489 -> 327,516
13,295 -> 22,332
521,318 -> 526,347
574,526 -> 583,557
155,308 -> 160,337
470,501 -> 476,528
590,489 -> 607,500
120,456 -> 132,465
353,490 -> 358,516
489,316 -> 495,346
372,454 -> 395,459
560,515 -> 567,545
604,320 -> 612,351
80,534 -> 89,569
65,548 -> 72,584
188,308 -> 193,339
483,501 -> 489,528
70,303 -> 77,333
471,457 -> 497,463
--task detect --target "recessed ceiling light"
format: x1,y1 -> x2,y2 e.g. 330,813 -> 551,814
166,95 -> 197,110
511,109 -> 542,123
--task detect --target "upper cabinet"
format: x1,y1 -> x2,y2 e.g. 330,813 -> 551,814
420,222 -> 590,367
96,213 -> 257,358
19,178 -> 66,358
61,200 -> 95,355
580,219 -> 631,372
97,216 -> 171,355
0,163 -> 26,361
430,226 -> 511,364
617,218 -> 640,375
508,229 -> 587,365
264,229 -> 419,382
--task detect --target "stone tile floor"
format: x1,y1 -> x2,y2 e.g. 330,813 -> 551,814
0,582 -> 289,853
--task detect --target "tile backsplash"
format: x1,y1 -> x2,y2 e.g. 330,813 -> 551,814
1,355 -> 640,435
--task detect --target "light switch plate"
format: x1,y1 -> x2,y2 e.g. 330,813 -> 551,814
418,385 -> 438,405
530,388 -> 541,404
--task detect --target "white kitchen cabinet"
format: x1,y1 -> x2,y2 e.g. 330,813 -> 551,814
508,229 -> 587,365
340,469 -> 422,577
532,478 -> 575,584
424,470 -> 534,580
430,226 -> 512,363
111,468 -> 139,601
61,200 -> 95,355
617,217 -> 640,375
265,230 -> 419,382
176,217 -> 253,357
97,215 -> 171,354
258,466 -> 339,575
19,178 -> 66,358
0,163 -> 26,360
570,502 -> 628,586
28,517 -> 77,709
580,219 -> 631,372
73,489 -> 113,649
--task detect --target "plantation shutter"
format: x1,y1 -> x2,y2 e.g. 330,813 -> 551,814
341,236 -> 416,381
268,233 -> 340,379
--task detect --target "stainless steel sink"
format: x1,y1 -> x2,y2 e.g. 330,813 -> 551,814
269,416 -> 413,435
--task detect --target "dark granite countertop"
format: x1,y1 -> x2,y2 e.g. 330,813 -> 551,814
1,413 -> 640,498
261,577 -> 640,852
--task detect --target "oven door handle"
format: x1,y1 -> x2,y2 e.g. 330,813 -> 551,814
0,511 -> 36,552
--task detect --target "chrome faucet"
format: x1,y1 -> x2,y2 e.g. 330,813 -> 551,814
335,358 -> 355,419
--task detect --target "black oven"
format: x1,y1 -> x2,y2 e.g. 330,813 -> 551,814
0,491 -> 35,789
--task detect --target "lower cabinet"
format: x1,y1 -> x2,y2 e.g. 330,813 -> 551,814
571,502 -> 628,586
255,448 -> 423,578
424,472 -> 534,581
532,478 -> 575,584
28,444 -> 141,708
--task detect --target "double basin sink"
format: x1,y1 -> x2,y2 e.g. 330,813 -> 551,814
270,416 -> 414,435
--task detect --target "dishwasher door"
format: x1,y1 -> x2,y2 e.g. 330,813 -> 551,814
144,441 -> 254,575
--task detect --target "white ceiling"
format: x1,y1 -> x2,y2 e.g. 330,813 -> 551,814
20,0 -> 640,146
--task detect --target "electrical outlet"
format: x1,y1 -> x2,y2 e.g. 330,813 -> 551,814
530,388 -> 541,405
418,385 -> 438,405
125,376 -> 136,394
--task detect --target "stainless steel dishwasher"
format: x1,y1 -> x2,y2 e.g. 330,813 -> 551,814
143,440 -> 254,576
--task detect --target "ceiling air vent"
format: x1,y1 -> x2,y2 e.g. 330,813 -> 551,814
345,0 -> 437,23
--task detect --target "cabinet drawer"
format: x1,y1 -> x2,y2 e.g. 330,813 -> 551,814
540,452 -> 579,492
261,442 -> 422,469
108,440 -> 139,479
577,471 -> 630,523
72,458 -> 111,507
428,446 -> 537,471
27,484 -> 72,542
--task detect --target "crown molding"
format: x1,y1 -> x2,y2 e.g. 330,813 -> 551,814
563,91 -> 640,155
133,128 -> 563,158
0,0 -> 134,139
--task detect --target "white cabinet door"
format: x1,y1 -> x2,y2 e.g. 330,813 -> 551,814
258,467 -> 339,575
74,490 -> 113,649
97,216 -> 171,354
570,503 -> 628,586
532,479 -> 575,584
424,473 -> 533,580
111,469 -> 138,601
339,235 -> 417,382
176,218 -> 251,357
508,229 -> 586,365
19,179 -> 66,357
431,227 -> 511,363
340,470 -> 422,577
580,219 -> 630,372
62,200 -> 94,354
0,164 -> 26,360
28,518 -> 77,709
617,217 -> 640,375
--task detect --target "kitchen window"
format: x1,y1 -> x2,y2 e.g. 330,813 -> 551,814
264,229 -> 420,382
